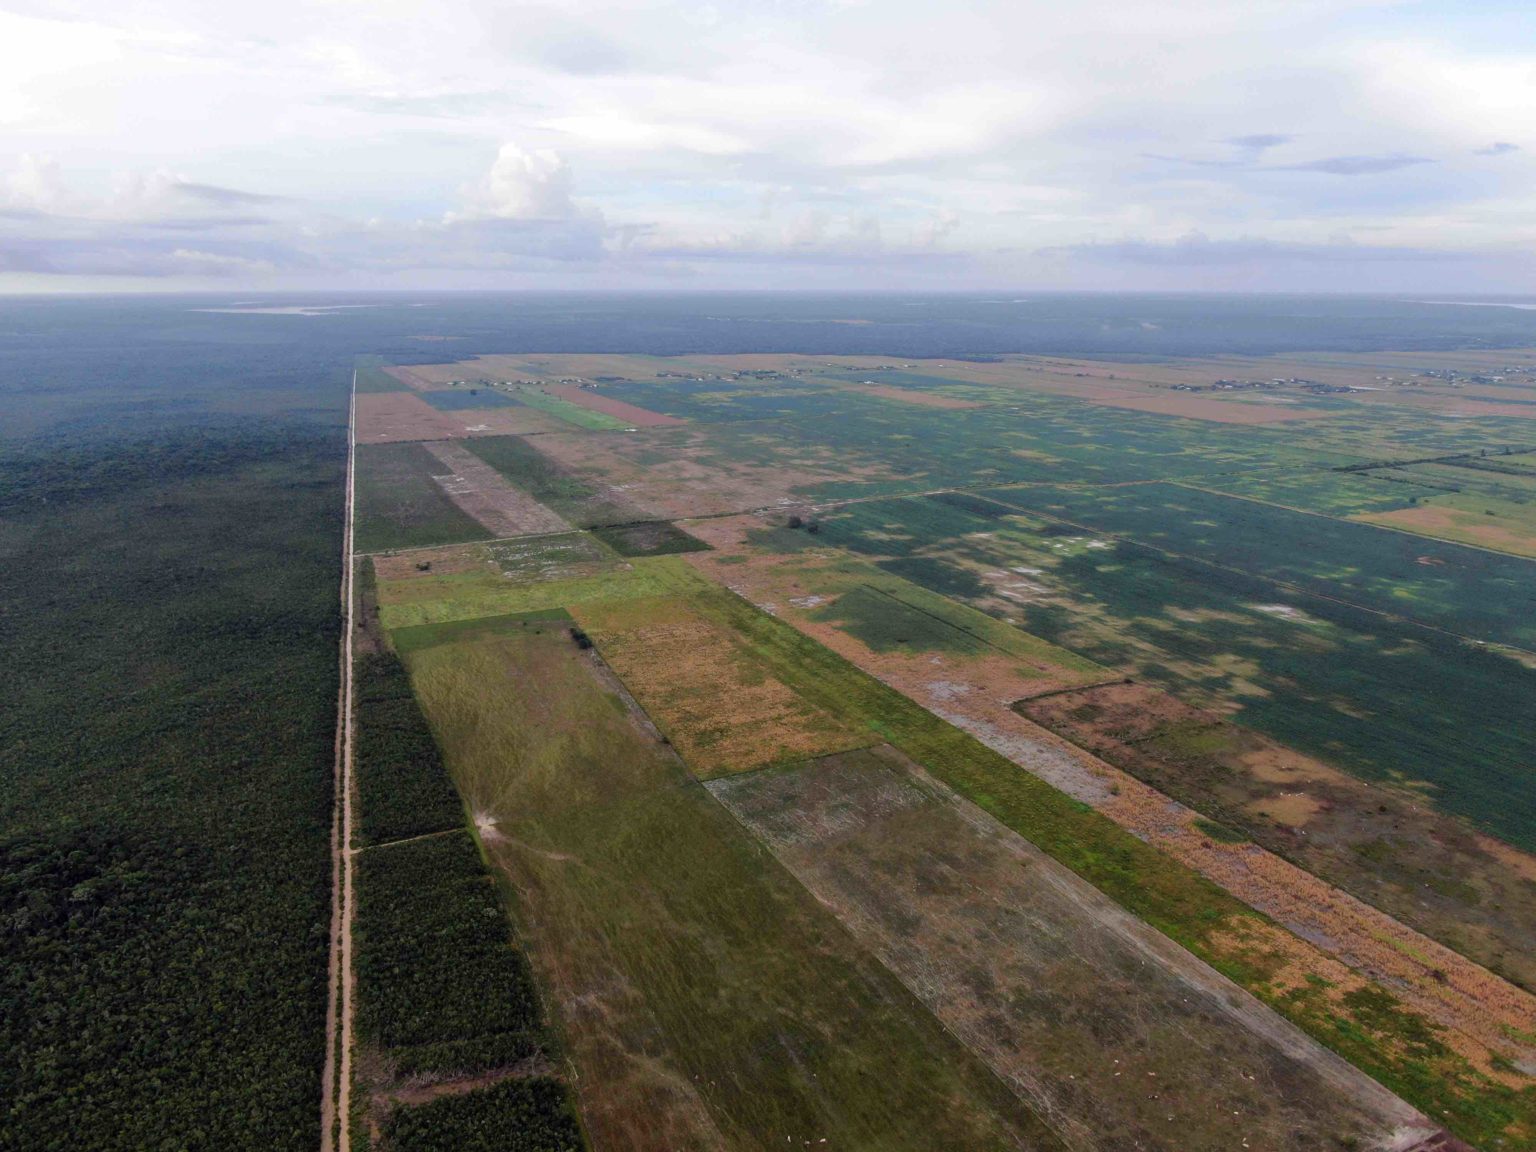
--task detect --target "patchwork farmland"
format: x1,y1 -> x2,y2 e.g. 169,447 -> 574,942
339,348 -> 1536,1151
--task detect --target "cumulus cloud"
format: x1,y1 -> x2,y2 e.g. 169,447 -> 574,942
454,143 -> 578,221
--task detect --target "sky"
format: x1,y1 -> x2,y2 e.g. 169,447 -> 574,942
1,0 -> 1534,293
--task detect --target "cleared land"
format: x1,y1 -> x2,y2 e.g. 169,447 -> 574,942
711,745 -> 1434,1151
397,617 -> 1064,1151
420,441 -> 572,538
353,442 -> 491,554
356,391 -> 465,443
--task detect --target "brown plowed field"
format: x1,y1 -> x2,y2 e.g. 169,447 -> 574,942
355,392 -> 464,443
571,595 -> 870,777
420,441 -> 572,538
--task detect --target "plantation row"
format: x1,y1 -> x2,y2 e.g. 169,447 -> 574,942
353,642 -> 468,844
353,833 -> 544,1074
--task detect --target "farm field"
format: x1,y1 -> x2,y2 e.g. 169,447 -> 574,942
16,296 -> 1536,1151
349,346 -> 1536,1151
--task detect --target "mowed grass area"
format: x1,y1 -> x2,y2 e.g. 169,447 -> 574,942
378,553 -> 1536,1148
376,550 -> 692,628
354,441 -> 492,554
395,618 -> 1063,1152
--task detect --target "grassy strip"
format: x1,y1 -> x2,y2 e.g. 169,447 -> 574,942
511,388 -> 630,430
680,579 -> 1536,1149
398,624 -> 1065,1151
381,1079 -> 582,1152
353,832 -> 545,1075
377,554 -> 691,628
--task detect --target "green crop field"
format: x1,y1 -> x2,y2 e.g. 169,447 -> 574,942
508,387 -> 630,429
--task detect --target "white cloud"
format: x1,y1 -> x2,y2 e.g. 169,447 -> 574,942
5,153 -> 68,212
453,142 -> 578,221
0,0 -> 1533,289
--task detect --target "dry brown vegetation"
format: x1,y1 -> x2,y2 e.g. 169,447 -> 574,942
1361,504 -> 1536,556
572,595 -> 871,776
355,392 -> 463,442
1021,680 -> 1536,999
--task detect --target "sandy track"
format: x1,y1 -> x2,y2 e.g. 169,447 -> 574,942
321,374 -> 359,1152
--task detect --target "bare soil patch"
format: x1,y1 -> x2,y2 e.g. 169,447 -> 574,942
421,441 -> 572,538
532,428 -> 895,521
709,746 -> 1434,1152
383,366 -> 441,391
457,407 -> 567,437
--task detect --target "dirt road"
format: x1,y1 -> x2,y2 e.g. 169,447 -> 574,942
321,374 -> 359,1152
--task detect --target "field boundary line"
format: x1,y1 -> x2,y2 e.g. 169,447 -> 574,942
358,826 -> 463,854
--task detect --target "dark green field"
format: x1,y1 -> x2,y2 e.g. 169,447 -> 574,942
354,442 -> 492,553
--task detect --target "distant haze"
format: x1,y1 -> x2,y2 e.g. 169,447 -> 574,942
1,0 -> 1533,293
